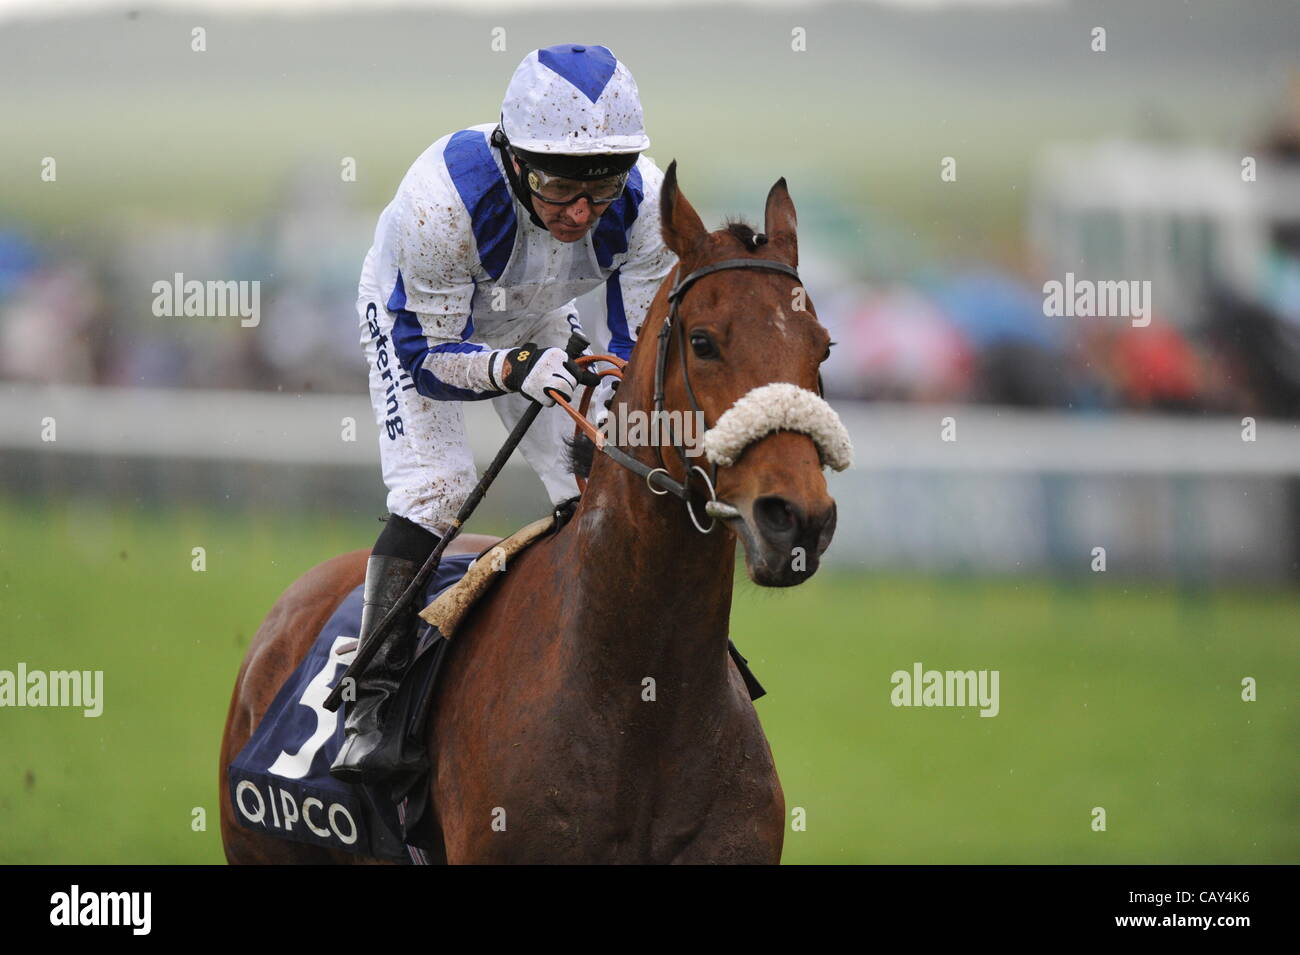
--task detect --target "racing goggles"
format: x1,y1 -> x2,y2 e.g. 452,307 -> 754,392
523,165 -> 629,207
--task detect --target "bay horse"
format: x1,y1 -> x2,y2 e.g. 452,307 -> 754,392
220,163 -> 843,864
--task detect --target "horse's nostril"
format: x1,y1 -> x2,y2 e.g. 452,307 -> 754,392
753,496 -> 799,537
815,502 -> 838,556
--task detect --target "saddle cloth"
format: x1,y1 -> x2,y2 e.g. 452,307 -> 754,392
227,552 -> 479,863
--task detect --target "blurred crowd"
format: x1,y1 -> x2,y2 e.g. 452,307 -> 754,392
4,124 -> 1299,419
0,168 -> 368,395
812,265 -> 1298,416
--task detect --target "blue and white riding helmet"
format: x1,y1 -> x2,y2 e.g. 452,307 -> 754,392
499,44 -> 650,180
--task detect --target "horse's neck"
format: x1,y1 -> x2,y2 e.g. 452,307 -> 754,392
565,442 -> 738,709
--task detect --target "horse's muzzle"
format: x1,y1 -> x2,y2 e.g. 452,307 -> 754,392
724,495 -> 838,587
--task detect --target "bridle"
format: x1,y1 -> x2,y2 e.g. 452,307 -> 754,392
553,253 -> 804,535
327,254 -> 821,713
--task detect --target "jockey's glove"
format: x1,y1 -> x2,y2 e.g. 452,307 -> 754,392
589,375 -> 620,432
498,343 -> 581,407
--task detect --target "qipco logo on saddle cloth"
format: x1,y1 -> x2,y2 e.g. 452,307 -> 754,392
227,630 -> 405,859
229,772 -> 362,851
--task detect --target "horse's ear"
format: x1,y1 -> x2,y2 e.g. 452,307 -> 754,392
660,160 -> 707,259
764,176 -> 798,268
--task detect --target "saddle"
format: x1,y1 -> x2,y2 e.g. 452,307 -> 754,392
417,515 -> 556,637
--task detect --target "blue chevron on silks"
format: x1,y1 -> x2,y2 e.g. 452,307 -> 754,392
536,44 -> 618,102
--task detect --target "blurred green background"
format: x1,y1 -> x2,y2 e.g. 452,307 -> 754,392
1,496 -> 1294,864
1,0 -> 1298,865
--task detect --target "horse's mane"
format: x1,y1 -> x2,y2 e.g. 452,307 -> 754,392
566,432 -> 595,479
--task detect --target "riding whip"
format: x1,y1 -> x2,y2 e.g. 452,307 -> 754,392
324,330 -> 592,712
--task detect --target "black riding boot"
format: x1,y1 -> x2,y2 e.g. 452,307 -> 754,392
329,553 -> 423,784
330,512 -> 440,784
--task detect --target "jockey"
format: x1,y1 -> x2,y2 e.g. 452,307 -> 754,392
332,44 -> 676,782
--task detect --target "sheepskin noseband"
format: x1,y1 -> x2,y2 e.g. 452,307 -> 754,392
701,383 -> 854,471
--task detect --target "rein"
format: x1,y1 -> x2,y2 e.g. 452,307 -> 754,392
553,254 -> 803,534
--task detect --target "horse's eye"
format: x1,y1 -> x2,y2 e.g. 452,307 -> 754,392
690,331 -> 718,359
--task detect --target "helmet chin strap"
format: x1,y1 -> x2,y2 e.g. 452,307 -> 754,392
491,125 -> 549,231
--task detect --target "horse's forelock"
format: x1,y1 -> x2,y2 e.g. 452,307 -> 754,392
721,218 -> 764,252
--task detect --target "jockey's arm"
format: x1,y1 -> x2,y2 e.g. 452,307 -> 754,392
385,187 -> 515,402
602,160 -> 677,361
386,268 -> 508,402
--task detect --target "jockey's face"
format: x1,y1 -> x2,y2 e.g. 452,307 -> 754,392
511,157 -> 612,242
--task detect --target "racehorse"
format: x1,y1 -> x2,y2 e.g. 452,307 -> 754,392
220,163 -> 843,864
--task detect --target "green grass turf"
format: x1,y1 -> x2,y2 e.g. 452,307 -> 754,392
0,496 -> 1295,864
